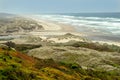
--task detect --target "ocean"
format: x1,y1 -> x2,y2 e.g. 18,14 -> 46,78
32,13 -> 120,42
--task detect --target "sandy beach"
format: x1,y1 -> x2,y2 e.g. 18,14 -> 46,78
26,16 -> 85,37
0,15 -> 120,46
28,16 -> 76,32
20,16 -> 119,46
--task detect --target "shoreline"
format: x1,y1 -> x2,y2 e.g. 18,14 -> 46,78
30,17 -> 120,46
27,16 -> 76,32
0,16 -> 120,46
28,16 -> 85,37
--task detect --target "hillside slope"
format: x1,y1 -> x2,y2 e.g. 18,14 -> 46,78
0,44 -> 120,80
0,16 -> 44,34
0,45 -> 100,80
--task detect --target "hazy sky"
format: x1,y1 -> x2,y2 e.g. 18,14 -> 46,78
0,0 -> 120,14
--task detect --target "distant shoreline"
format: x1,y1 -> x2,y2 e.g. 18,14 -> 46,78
27,16 -> 120,46
0,15 -> 120,46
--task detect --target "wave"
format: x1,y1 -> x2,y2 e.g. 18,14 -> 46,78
32,14 -> 120,35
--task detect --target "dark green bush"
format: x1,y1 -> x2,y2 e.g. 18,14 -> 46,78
66,41 -> 120,53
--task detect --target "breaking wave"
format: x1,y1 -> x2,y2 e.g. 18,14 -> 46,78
32,14 -> 120,35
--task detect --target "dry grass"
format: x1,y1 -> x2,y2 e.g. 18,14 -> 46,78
28,46 -> 120,71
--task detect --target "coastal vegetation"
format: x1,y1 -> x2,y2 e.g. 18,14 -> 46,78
0,13 -> 120,80
0,16 -> 44,34
0,44 -> 120,80
54,41 -> 120,53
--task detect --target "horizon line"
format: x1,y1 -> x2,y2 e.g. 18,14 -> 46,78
0,12 -> 120,15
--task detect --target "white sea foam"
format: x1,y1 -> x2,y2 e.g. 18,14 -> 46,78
32,14 -> 120,35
